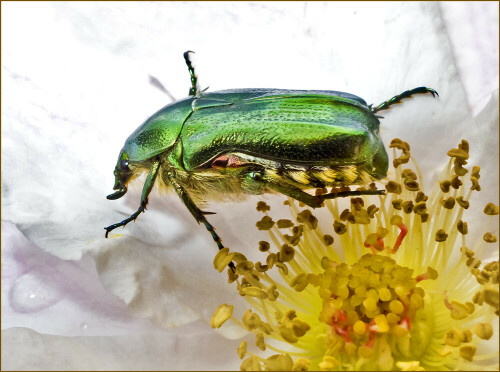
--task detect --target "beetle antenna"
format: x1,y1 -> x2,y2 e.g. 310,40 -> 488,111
371,87 -> 438,114
183,50 -> 199,96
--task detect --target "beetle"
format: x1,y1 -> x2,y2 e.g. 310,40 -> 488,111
105,51 -> 438,258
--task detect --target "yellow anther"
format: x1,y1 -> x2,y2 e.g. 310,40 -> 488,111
402,200 -> 414,213
258,240 -> 270,252
389,300 -> 404,314
404,180 -> 420,191
279,244 -> 295,262
438,347 -> 452,356
241,286 -> 268,299
453,163 -> 468,176
474,323 -> 493,340
451,175 -> 463,189
458,139 -> 470,153
292,358 -> 310,371
367,204 -> 379,217
441,197 -> 455,209
213,248 -> 235,273
484,202 -> 499,215
259,322 -> 273,335
277,219 -> 294,228
318,356 -> 339,371
483,285 -> 499,308
282,309 -> 297,323
449,301 -> 470,320
465,302 -> 475,314
225,267 -> 238,283
296,210 -> 318,230
279,325 -> 298,343
237,340 -> 247,359
447,148 -> 469,160
323,234 -> 334,245
415,191 -> 428,202
410,293 -> 424,309
292,318 -> 311,337
256,215 -> 275,230
210,303 -> 233,329
321,256 -> 335,270
392,199 -> 403,210
440,180 -> 451,193
435,229 -> 448,242
459,345 -> 476,362
236,260 -> 254,274
256,201 -> 271,212
378,287 -> 392,301
333,221 -> 347,235
390,215 -> 403,228
256,332 -> 266,351
275,262 -> 289,275
390,138 -> 410,151
240,356 -> 261,371
387,313 -> 400,325
353,320 -> 367,334
242,309 -> 262,330
457,220 -> 468,235
255,262 -> 268,273
266,285 -> 279,301
266,253 -> 277,269
291,273 -> 309,292
386,181 -> 402,194
456,196 -> 470,209
483,232 -> 497,243
461,329 -> 472,343
263,354 -> 293,371
444,328 -> 463,347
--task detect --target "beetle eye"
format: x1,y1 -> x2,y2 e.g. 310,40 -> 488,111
119,159 -> 130,171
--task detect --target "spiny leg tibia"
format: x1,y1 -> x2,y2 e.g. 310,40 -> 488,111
165,171 -> 235,271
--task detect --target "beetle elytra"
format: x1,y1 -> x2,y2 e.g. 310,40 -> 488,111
105,51 -> 438,264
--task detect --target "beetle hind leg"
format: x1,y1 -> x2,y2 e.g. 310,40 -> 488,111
370,87 -> 438,114
262,173 -> 385,209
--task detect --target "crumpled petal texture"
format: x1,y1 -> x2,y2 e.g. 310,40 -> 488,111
2,1 -> 498,370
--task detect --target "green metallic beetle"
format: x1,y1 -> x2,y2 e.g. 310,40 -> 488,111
105,51 -> 438,256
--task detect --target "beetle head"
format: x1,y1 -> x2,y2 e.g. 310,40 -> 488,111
107,150 -> 132,200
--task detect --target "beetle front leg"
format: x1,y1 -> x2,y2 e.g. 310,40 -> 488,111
105,161 -> 160,237
370,87 -> 438,114
165,172 -> 235,270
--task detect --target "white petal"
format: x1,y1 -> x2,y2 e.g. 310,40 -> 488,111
1,324 -> 243,371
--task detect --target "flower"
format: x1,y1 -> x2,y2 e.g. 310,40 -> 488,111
211,139 -> 499,371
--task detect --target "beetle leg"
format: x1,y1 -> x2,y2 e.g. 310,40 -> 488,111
370,87 -> 438,114
183,50 -> 199,96
266,180 -> 385,209
165,172 -> 235,271
104,161 -> 160,238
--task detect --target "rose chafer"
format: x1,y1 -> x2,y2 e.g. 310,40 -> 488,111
105,51 -> 437,264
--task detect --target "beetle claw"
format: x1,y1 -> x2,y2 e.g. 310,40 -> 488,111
201,210 -> 216,215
